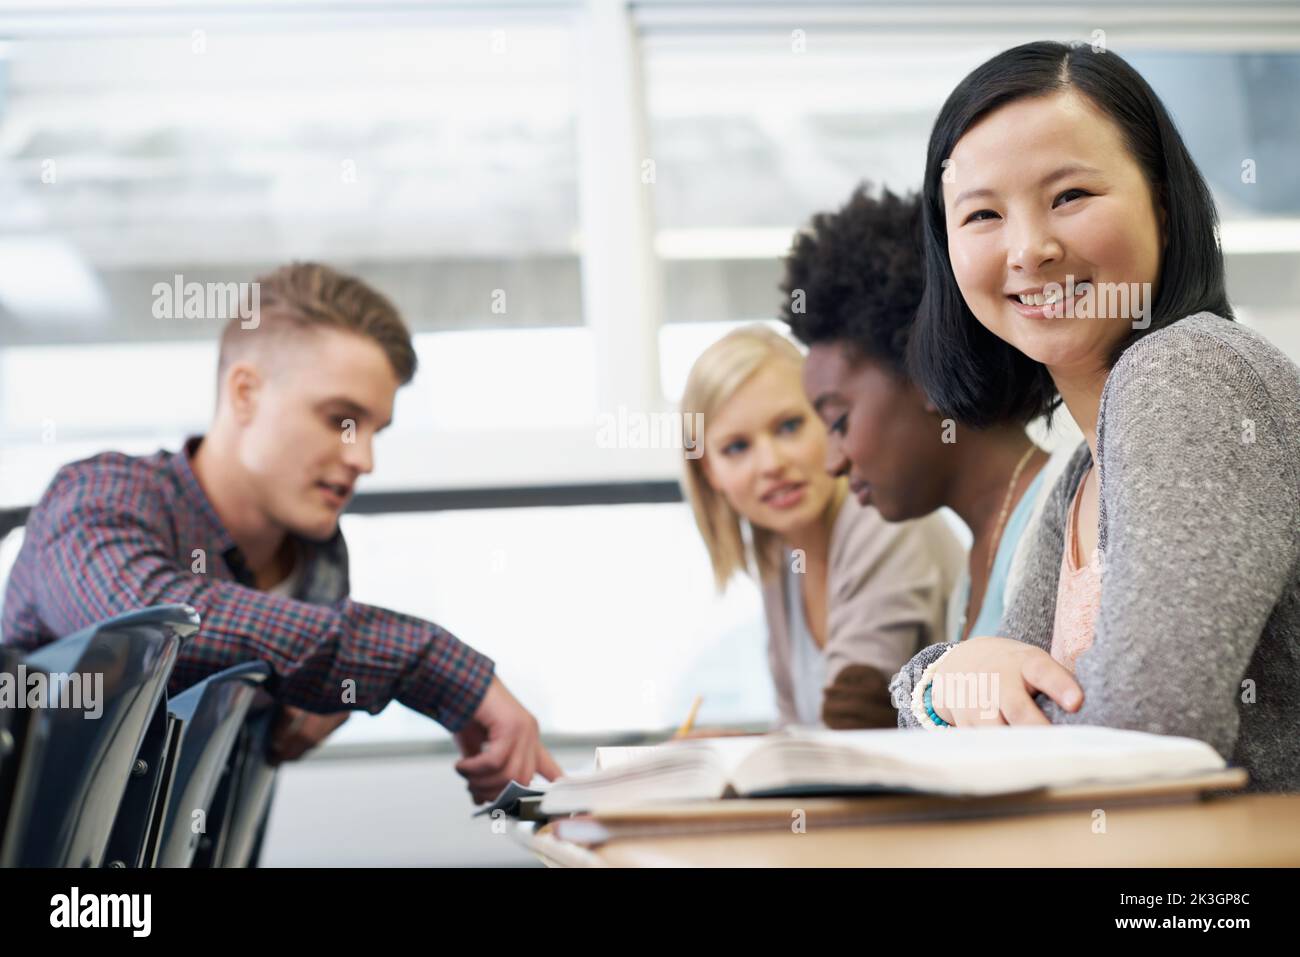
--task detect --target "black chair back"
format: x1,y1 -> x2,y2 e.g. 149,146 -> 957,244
154,661 -> 270,868
0,605 -> 199,867
192,686 -> 278,868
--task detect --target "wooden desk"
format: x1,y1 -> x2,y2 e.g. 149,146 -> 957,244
523,793 -> 1300,867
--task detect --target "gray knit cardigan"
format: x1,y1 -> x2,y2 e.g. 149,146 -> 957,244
891,312 -> 1300,792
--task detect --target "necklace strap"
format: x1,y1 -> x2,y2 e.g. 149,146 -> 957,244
961,443 -> 1038,642
986,444 -> 1037,581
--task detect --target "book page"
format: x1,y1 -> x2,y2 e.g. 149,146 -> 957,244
596,735 -> 776,774
734,726 -> 1226,796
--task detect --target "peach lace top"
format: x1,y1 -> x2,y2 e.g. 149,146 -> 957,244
1050,466 -> 1102,673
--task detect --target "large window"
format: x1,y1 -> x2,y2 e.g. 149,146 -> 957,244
0,13 -> 585,502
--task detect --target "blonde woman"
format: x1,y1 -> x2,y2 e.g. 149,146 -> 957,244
681,325 -> 964,728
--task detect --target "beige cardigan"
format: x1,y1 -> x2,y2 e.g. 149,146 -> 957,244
760,495 -> 964,727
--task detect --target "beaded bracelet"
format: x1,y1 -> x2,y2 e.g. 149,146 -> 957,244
909,650 -> 955,730
923,683 -> 951,728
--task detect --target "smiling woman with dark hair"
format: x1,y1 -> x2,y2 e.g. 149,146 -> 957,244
891,41 -> 1300,792
908,41 -> 1235,430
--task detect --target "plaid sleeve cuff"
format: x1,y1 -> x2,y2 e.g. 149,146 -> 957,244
407,626 -> 495,732
276,599 -> 495,732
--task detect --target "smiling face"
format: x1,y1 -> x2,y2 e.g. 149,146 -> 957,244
802,342 -> 949,522
229,327 -> 399,541
942,90 -> 1164,380
699,358 -> 838,538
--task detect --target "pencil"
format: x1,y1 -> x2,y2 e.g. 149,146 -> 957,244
674,695 -> 703,738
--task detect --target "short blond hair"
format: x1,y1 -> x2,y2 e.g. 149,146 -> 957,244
681,324 -> 806,590
218,262 -> 417,385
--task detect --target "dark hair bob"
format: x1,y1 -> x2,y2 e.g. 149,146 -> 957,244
909,40 -> 1234,427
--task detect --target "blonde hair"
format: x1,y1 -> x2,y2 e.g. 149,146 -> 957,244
681,324 -> 811,591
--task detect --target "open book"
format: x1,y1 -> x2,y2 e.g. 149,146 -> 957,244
539,726 -> 1231,815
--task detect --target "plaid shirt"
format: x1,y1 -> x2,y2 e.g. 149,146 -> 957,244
1,437 -> 494,730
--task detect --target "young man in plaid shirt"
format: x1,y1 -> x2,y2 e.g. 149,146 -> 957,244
2,263 -> 560,804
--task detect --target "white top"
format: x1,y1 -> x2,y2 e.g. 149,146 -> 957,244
266,546 -> 303,598
784,554 -> 828,727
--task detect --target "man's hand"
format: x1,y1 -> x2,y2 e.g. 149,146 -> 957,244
453,677 -> 563,804
930,636 -> 1083,727
269,706 -> 351,764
